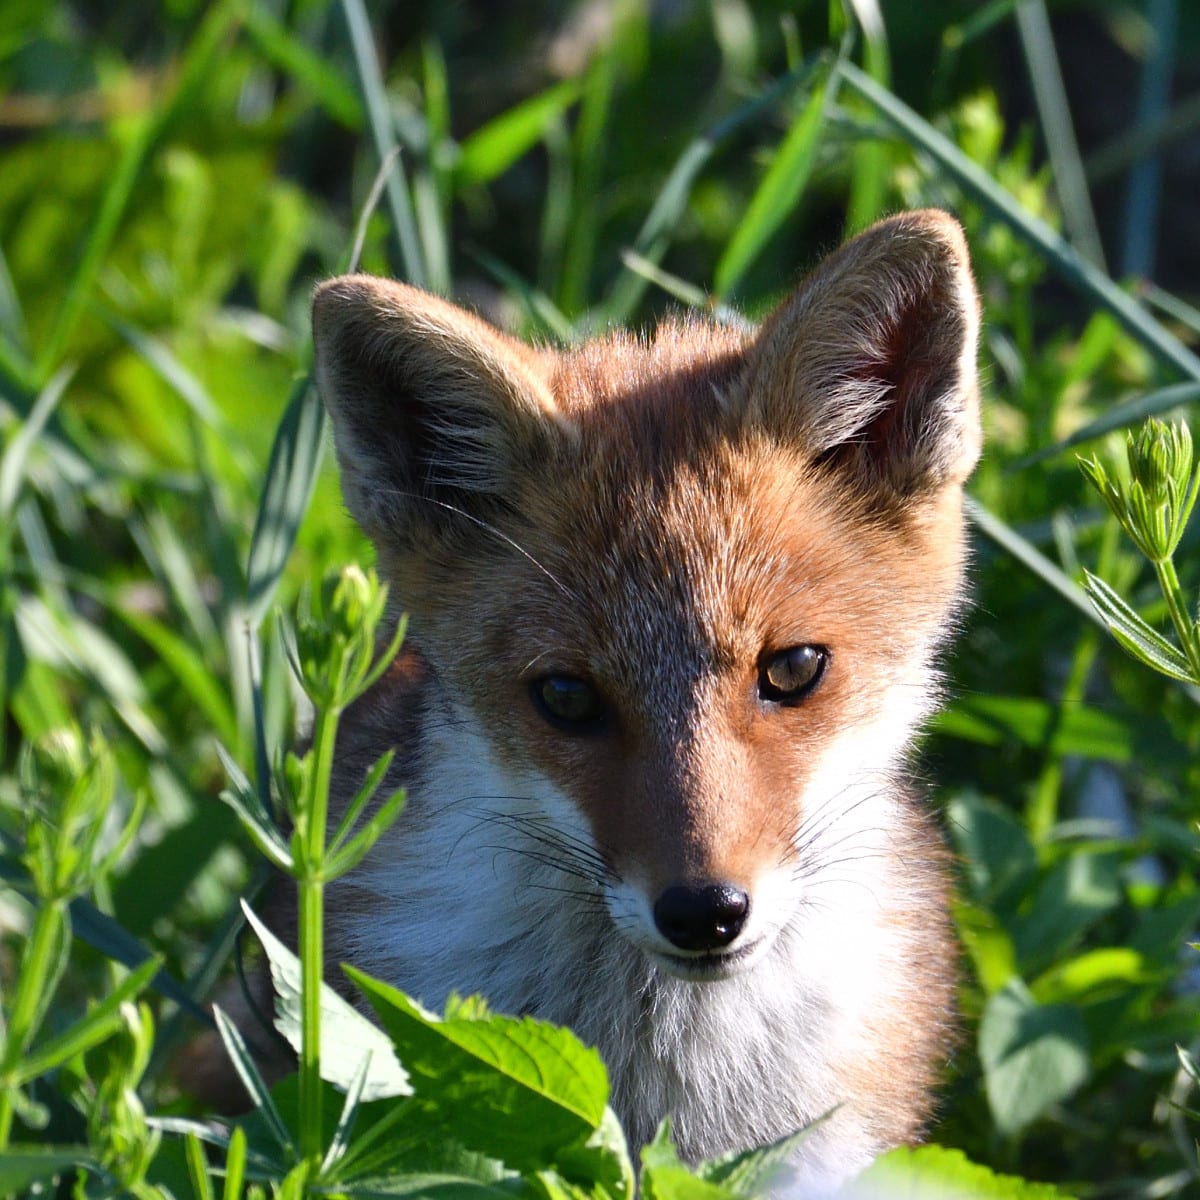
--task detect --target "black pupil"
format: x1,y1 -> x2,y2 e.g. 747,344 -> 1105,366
538,677 -> 603,724
762,646 -> 824,699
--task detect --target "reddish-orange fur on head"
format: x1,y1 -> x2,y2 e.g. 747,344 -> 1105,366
310,210 -> 980,1190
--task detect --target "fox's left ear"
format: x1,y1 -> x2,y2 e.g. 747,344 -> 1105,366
743,209 -> 981,502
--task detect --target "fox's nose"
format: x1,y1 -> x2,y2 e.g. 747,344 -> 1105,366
653,882 -> 749,952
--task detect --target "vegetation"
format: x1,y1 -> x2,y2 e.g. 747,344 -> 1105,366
1,0 -> 1199,1195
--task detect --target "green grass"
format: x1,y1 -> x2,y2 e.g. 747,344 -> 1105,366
1,1 -> 1199,1196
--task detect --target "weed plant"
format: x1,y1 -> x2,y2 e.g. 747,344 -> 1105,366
1,1 -> 1199,1196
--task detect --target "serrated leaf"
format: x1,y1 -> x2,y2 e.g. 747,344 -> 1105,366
348,966 -> 608,1172
979,981 -> 1090,1137
696,1114 -> 826,1197
242,903 -> 409,1101
854,1143 -> 1076,1198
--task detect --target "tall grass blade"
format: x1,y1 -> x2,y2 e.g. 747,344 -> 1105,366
1120,0 -> 1177,278
244,376 -> 325,631
242,5 -> 364,128
340,0 -> 426,287
713,60 -> 836,298
558,41 -> 617,318
35,0 -> 240,378
843,0 -> 891,233
212,1006 -> 296,1161
965,497 -> 1098,626
0,367 -> 72,521
1013,382 -> 1200,468
457,80 -> 582,186
605,53 -> 828,321
67,900 -> 214,1028
839,62 -> 1200,382
1014,0 -> 1105,269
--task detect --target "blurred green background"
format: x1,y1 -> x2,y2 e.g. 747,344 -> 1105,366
2,1 -> 1200,1194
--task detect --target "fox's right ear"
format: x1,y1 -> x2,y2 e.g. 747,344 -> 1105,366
312,276 -> 563,547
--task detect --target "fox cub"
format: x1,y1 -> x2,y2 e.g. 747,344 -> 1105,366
311,210 -> 980,1192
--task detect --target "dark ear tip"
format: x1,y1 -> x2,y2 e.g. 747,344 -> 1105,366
869,209 -> 971,268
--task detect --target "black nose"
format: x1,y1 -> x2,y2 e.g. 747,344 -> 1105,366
653,882 -> 750,952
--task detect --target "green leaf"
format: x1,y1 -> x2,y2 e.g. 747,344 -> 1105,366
458,81 -> 582,185
1016,381 -> 1200,468
243,5 -> 365,128
242,903 -> 410,1102
0,1147 -> 101,1193
979,981 -> 1090,1137
1031,948 -> 1149,1006
696,1117 -> 826,1197
859,1143 -> 1076,1197
933,693 -> 1145,763
714,62 -> 835,297
1082,572 -> 1197,682
0,365 -> 71,520
17,956 -> 160,1082
244,376 -> 327,631
945,794 -> 1037,911
1011,851 -> 1121,973
348,967 -> 609,1172
640,1123 -> 733,1200
212,1005 -> 297,1162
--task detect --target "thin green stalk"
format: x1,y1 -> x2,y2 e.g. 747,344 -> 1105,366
296,701 -> 340,1164
0,897 -> 67,1145
1154,556 -> 1200,677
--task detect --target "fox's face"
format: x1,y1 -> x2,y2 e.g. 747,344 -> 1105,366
312,210 -> 979,985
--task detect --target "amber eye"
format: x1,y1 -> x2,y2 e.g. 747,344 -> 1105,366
758,645 -> 827,704
531,675 -> 607,730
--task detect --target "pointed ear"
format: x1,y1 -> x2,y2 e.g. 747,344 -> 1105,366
312,276 -> 564,545
743,209 -> 981,502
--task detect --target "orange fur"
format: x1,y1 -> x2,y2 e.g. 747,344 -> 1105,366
302,210 -> 980,1192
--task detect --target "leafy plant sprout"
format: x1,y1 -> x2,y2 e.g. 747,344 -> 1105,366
1080,418 -> 1200,684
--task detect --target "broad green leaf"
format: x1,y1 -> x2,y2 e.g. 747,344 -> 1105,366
979,981 -> 1089,1137
1031,948 -> 1149,1006
0,1147 -> 101,1193
458,81 -> 582,185
945,794 -> 1037,911
696,1117 -> 826,1197
859,1143 -> 1075,1197
953,897 -> 1018,997
640,1124 -> 732,1200
1011,851 -> 1121,972
348,966 -> 609,1172
336,1174 -> 529,1198
934,693 -> 1147,763
714,63 -> 835,297
242,903 -> 409,1102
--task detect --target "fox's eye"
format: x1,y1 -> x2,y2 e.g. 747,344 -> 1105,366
758,645 -> 827,704
532,675 -> 607,730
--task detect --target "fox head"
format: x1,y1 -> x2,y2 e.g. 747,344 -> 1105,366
312,210 -> 979,982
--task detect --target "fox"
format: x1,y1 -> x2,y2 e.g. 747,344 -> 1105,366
301,209 -> 980,1194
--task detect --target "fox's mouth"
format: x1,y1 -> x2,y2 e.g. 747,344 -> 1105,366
653,937 -> 764,981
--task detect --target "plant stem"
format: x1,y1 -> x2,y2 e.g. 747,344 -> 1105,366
296,702 -> 340,1165
0,897 -> 66,1145
1154,555 -> 1200,677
